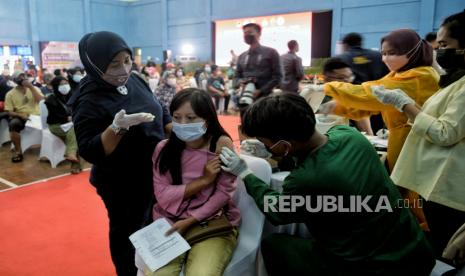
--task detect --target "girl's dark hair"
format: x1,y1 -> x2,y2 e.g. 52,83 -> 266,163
441,9 -> 465,48
242,93 -> 316,142
156,88 -> 231,185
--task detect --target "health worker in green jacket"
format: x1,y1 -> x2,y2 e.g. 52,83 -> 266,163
220,93 -> 434,276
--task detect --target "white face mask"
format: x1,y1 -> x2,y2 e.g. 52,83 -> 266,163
58,84 -> 71,95
176,71 -> 183,77
172,121 -> 207,142
7,80 -> 17,87
167,78 -> 177,87
382,54 -> 409,72
72,74 -> 83,83
205,67 -> 211,73
27,77 -> 35,83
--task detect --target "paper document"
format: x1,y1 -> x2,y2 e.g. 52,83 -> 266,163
130,218 -> 191,272
25,115 -> 42,129
60,122 -> 73,132
364,135 -> 388,149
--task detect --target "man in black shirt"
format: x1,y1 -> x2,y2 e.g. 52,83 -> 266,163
234,23 -> 282,114
337,32 -> 389,133
338,33 -> 388,84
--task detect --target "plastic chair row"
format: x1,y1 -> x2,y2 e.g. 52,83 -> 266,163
0,100 -> 67,168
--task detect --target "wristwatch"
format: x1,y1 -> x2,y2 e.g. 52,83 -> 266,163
110,123 -> 129,136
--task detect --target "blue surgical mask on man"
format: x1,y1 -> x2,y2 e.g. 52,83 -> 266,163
172,121 -> 207,142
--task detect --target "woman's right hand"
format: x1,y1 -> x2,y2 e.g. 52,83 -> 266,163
203,157 -> 221,184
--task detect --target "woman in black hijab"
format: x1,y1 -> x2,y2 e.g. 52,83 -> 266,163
45,76 -> 82,173
69,31 -> 172,276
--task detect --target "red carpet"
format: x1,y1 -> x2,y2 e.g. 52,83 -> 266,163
218,115 -> 241,148
0,115 -> 240,276
0,172 -> 116,276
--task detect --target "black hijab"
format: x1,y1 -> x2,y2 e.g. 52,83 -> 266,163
79,31 -> 132,85
50,76 -> 70,102
69,31 -> 133,107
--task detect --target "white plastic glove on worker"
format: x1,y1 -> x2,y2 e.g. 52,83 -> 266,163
240,139 -> 272,158
112,109 -> 155,130
371,85 -> 415,112
318,100 -> 337,115
220,147 -> 253,179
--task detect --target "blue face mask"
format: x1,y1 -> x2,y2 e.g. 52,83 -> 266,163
172,121 -> 207,142
72,74 -> 83,83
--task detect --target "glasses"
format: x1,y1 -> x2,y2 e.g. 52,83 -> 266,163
269,140 -> 290,150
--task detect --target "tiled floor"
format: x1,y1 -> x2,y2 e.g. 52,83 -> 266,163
0,142 -> 91,190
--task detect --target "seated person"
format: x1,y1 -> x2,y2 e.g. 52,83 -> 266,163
26,72 -> 42,88
220,93 -> 434,275
39,73 -> 54,96
0,75 -> 13,121
45,76 -> 82,174
154,72 -> 177,109
66,67 -> 84,94
147,88 -> 240,276
207,65 -> 231,113
4,71 -> 44,162
174,67 -> 191,91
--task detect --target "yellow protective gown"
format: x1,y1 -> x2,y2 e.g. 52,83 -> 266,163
324,66 -> 440,171
324,66 -> 440,230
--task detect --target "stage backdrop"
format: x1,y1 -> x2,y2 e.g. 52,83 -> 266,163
214,12 -> 312,66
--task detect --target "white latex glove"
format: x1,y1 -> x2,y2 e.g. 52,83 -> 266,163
220,147 -> 253,179
240,139 -> 272,158
112,109 -> 155,129
371,86 -> 415,112
318,100 -> 337,115
376,128 -> 389,139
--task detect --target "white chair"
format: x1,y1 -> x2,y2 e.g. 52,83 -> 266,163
13,114 -> 42,154
223,154 -> 272,276
135,154 -> 272,276
188,77 -> 198,88
0,118 -> 10,145
430,259 -> 464,276
201,79 -> 208,91
38,100 -> 67,168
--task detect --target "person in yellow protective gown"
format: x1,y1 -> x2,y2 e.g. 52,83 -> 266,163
372,10 -> 465,261
322,29 -> 440,230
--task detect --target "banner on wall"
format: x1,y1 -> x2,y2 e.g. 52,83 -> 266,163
40,41 -> 82,71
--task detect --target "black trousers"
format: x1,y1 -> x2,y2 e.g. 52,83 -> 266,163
96,181 -> 154,276
423,200 -> 465,260
211,93 -> 231,112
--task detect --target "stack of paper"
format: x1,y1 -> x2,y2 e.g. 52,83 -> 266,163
130,218 -> 191,273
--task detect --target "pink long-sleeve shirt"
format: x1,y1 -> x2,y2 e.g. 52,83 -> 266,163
152,139 -> 241,226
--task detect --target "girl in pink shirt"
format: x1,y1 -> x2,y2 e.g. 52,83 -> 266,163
150,88 -> 240,276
